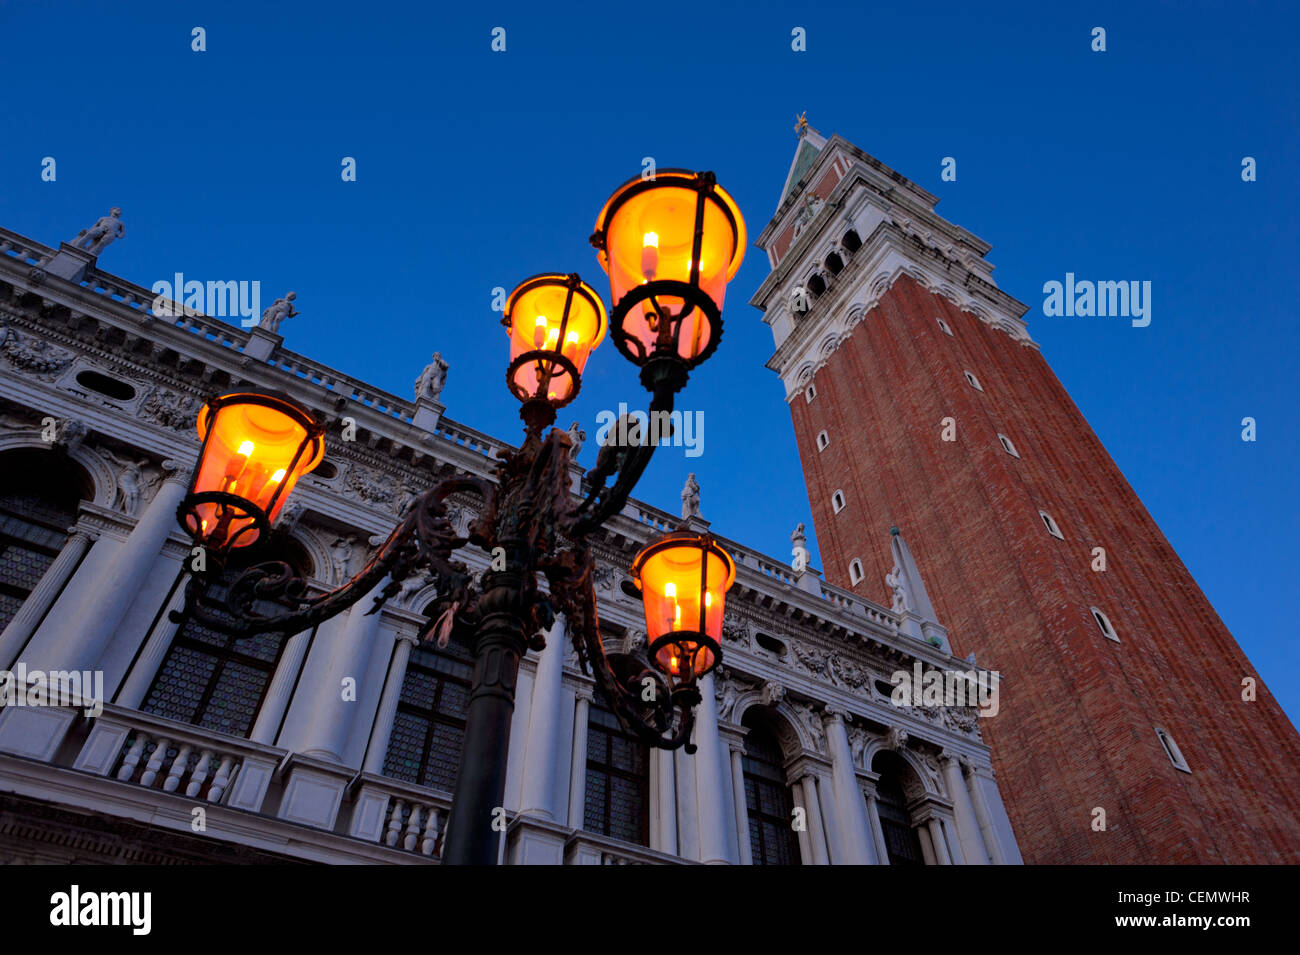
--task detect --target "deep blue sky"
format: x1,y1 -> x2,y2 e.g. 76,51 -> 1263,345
2,1 -> 1297,723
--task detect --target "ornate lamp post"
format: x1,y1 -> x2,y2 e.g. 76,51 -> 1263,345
172,170 -> 745,864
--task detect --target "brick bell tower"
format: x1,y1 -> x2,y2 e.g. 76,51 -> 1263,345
749,118 -> 1300,864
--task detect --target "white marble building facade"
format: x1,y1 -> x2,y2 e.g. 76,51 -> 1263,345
0,224 -> 1021,865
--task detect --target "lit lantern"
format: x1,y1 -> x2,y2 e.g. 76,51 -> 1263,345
591,170 -> 745,375
630,530 -> 737,686
180,392 -> 325,550
503,273 -> 607,409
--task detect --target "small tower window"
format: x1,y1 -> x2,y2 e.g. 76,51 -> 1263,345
998,434 -> 1019,457
964,371 -> 983,392
805,382 -> 818,403
937,318 -> 953,336
842,230 -> 862,254
1155,727 -> 1191,773
816,430 -> 829,451
1091,607 -> 1119,642
1039,510 -> 1064,540
832,490 -> 846,513
848,559 -> 864,584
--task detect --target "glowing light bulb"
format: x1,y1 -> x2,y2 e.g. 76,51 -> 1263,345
237,440 -> 255,456
642,232 -> 659,279
704,591 -> 712,608
534,316 -> 548,348
664,582 -> 677,599
270,468 -> 286,483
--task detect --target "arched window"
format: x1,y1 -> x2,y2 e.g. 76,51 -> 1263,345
381,620 -> 475,793
1091,607 -> 1119,641
872,751 -> 926,865
832,490 -> 846,513
816,430 -> 829,451
141,538 -> 313,739
807,273 -> 826,297
804,382 -> 818,403
937,317 -> 954,336
1039,510 -> 1064,540
583,699 -> 650,846
849,559 -> 865,584
0,448 -> 89,633
842,229 -> 862,254
742,711 -> 800,865
964,370 -> 983,392
998,433 -> 1019,457
824,251 -> 844,275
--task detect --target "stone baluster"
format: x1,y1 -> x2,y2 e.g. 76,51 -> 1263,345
140,738 -> 170,787
186,749 -> 214,797
163,743 -> 192,792
116,734 -> 148,782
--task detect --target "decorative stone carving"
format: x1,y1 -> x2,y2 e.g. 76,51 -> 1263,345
792,642 -> 830,679
398,569 -> 433,608
590,564 -> 620,594
259,292 -> 298,334
344,462 -> 396,508
942,706 -> 980,736
760,681 -> 786,707
721,611 -> 748,645
102,450 -> 158,516
848,726 -> 870,768
790,522 -> 809,572
329,534 -> 360,582
277,499 -> 306,533
680,472 -> 700,520
0,323 -> 75,377
885,562 -> 910,614
72,208 -> 125,255
885,726 -> 909,752
51,417 -> 88,453
566,421 -> 585,458
832,656 -> 869,689
139,386 -> 201,431
791,701 -> 826,752
415,352 -> 448,401
714,669 -> 745,722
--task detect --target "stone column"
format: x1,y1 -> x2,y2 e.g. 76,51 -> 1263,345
823,711 -> 875,864
693,671 -> 737,864
730,743 -> 753,865
863,784 -> 891,865
24,470 -> 188,672
799,774 -> 830,865
362,633 -> 415,773
967,762 -> 1023,864
250,627 -> 313,745
927,817 -> 952,864
566,686 -> 593,829
518,617 -> 566,820
653,745 -> 678,855
791,784 -> 813,863
0,527 -> 93,669
114,577 -> 188,708
941,751 -> 990,864
295,580 -> 389,763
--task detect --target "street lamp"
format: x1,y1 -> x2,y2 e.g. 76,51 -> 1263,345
178,391 -> 325,554
632,530 -> 736,689
170,169 -> 746,864
591,169 -> 745,393
503,272 -> 607,427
